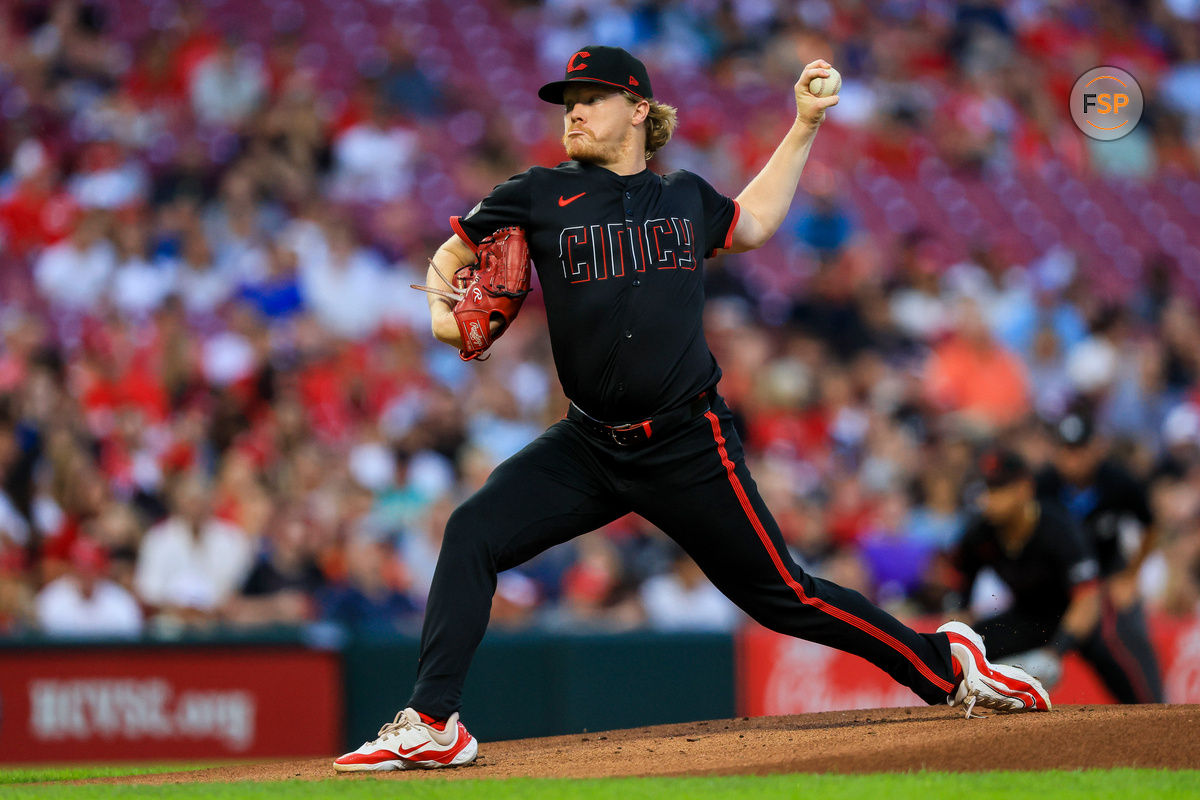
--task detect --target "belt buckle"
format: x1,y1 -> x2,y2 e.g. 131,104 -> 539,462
609,420 -> 650,446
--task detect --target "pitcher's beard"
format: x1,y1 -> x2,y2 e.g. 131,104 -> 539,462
563,129 -> 633,165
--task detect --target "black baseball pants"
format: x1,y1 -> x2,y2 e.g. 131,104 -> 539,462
974,596 -> 1163,703
408,394 -> 960,718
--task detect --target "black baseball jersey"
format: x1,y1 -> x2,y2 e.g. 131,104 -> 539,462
1036,460 -> 1153,578
955,502 -> 1100,624
451,160 -> 739,422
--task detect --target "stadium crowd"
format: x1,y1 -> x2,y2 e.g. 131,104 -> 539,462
0,0 -> 1199,638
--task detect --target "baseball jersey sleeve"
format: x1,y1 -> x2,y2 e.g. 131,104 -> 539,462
450,170 -> 534,252
692,173 -> 740,257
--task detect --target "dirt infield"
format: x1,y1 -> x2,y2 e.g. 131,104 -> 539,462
87,705 -> 1199,783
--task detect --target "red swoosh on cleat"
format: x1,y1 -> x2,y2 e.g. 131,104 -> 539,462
946,632 -> 1047,709
558,192 -> 586,207
404,726 -> 474,764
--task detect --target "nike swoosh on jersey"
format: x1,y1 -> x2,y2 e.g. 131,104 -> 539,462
558,192 -> 586,207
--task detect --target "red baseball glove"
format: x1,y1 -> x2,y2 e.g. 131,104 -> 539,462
412,227 -> 532,361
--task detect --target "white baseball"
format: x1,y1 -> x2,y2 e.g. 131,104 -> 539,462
809,66 -> 841,98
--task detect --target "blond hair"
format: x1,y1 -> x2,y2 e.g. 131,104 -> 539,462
626,92 -> 677,160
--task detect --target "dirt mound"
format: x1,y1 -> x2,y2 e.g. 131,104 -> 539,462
86,705 -> 1199,783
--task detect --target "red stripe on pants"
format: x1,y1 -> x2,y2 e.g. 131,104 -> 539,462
703,410 -> 956,695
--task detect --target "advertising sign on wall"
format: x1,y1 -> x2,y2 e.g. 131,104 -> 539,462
737,613 -> 1200,716
0,646 -> 342,763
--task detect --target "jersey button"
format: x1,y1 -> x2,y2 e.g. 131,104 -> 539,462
624,330 -> 632,339
616,382 -> 625,392
632,279 -> 640,286
625,192 -> 631,198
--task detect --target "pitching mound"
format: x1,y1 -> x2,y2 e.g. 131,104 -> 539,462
87,705 -> 1198,783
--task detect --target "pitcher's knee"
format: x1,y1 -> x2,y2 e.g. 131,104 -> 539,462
441,499 -> 499,559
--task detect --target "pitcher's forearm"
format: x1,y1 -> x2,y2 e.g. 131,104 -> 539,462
723,59 -> 839,253
431,301 -> 462,347
734,121 -> 820,247
427,236 -> 475,347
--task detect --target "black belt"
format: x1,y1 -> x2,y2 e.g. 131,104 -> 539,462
567,390 -> 715,447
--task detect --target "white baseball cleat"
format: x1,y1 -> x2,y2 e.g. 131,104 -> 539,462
334,707 -> 478,771
939,621 -> 1052,718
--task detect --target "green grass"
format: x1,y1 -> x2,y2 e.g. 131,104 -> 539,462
0,764 -> 238,785
2,770 -> 1198,799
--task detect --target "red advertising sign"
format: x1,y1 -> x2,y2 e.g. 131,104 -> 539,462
0,646 -> 342,762
737,613 -> 1200,716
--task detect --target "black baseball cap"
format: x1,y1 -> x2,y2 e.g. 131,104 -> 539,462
979,447 -> 1031,488
1055,413 -> 1094,448
538,45 -> 653,105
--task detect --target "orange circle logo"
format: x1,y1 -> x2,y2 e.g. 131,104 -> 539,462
1070,66 -> 1143,141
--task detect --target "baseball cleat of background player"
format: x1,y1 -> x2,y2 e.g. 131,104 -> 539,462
939,621 -> 1052,718
333,708 -> 478,771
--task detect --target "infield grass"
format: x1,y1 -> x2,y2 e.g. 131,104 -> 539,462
3,769 -> 1197,798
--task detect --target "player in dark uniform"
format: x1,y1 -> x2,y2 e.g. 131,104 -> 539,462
334,46 -> 1049,772
956,446 -> 1162,703
955,449 -> 1101,686
1034,414 -> 1164,702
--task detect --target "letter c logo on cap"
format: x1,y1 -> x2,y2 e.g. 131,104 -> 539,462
567,51 -> 590,72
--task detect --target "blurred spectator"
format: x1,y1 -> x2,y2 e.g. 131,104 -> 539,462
789,262 -> 874,362
889,251 -> 950,341
206,170 -> 271,284
0,139 -> 78,259
237,240 -> 305,322
134,473 -> 253,618
330,97 -> 417,203
1027,325 -> 1074,420
317,536 -> 419,631
190,38 -> 267,127
200,304 -> 261,388
109,216 -> 174,318
172,228 -> 236,318
297,220 -> 385,339
1160,298 -> 1200,395
40,456 -> 109,583
906,472 -> 966,551
0,417 -> 31,549
465,379 -> 542,464
401,494 -> 454,602
380,29 -> 445,117
640,548 -> 741,632
85,502 -> 142,593
33,211 -> 115,312
790,189 -> 854,258
225,511 -> 324,627
35,537 -> 142,637
858,490 -> 936,609
0,549 -> 34,633
926,299 -> 1030,431
542,535 -> 642,631
490,571 -> 541,629
942,245 -> 1033,351
68,141 -> 148,210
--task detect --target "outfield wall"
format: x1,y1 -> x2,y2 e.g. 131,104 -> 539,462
1,613 -> 1197,763
0,629 -> 734,763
